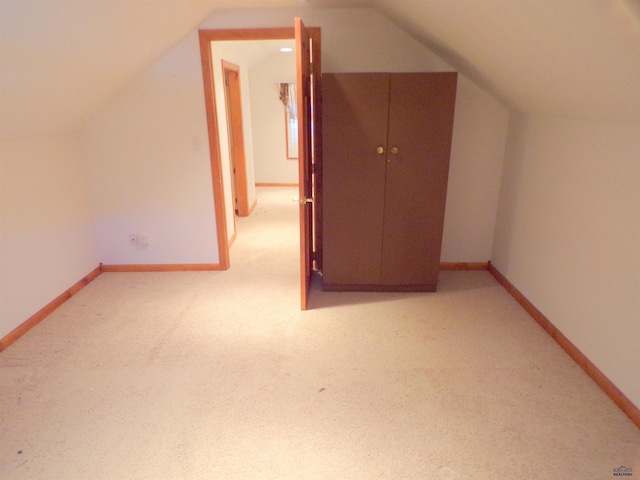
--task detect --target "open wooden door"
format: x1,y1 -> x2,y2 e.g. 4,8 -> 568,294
221,60 -> 250,218
295,18 -> 314,310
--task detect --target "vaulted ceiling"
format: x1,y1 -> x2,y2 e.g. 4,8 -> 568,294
1,0 -> 639,140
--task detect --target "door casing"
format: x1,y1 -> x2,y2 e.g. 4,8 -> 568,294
197,27 -> 322,285
221,60 -> 250,218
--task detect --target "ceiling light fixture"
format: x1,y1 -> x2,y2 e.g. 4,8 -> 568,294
280,47 -> 293,53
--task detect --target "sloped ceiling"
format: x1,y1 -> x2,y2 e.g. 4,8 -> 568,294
0,0 -> 219,139
376,0 -> 640,124
1,0 -> 639,140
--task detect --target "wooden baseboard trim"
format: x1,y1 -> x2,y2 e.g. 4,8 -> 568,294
0,266 -> 102,353
248,198 -> 258,215
237,199 -> 258,218
440,262 -> 489,271
228,230 -> 237,248
487,261 -> 640,429
255,182 -> 299,187
100,263 -> 225,272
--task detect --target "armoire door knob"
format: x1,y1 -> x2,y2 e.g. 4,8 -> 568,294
390,146 -> 399,154
376,146 -> 385,154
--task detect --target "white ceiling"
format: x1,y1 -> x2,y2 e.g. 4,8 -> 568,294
1,0 -> 639,139
213,39 -> 296,69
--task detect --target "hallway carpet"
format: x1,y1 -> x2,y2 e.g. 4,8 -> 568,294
1,187 -> 638,479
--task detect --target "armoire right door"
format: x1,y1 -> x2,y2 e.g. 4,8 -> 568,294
322,72 -> 458,291
381,72 -> 458,287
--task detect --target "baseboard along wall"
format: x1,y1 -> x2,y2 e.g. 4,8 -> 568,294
0,263 -> 223,352
439,262 -> 489,270
487,261 -> 640,429
255,182 -> 299,187
0,265 -> 102,352
100,263 -> 225,272
2,259 -> 638,428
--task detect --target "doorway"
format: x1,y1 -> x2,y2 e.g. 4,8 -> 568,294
199,29 -> 298,270
198,25 -> 321,309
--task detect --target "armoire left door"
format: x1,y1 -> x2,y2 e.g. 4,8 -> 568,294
322,73 -> 390,286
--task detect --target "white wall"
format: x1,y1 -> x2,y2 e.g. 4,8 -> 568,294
0,135 -> 99,338
442,76 -> 509,262
81,34 -> 218,266
80,6 -> 506,267
491,113 -> 640,407
249,53 -> 298,184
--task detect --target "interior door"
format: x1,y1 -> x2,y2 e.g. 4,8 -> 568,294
222,61 -> 250,218
295,18 -> 314,310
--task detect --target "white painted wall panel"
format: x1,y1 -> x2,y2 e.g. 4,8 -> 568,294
492,113 -> 640,407
442,75 -> 510,262
81,34 -> 218,266
0,136 -> 99,337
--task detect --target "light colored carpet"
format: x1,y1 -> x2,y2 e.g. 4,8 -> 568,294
1,186 -> 638,479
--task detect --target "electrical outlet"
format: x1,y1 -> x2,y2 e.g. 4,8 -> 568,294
137,234 -> 149,246
129,234 -> 138,246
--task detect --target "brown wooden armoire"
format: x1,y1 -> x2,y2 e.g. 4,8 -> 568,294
321,72 -> 458,291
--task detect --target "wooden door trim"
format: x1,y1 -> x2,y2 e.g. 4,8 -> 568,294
199,31 -> 230,269
198,27 -> 320,273
221,60 -> 250,217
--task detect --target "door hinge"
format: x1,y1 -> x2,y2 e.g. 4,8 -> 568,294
312,251 -> 318,261
312,163 -> 319,175
310,62 -> 316,76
